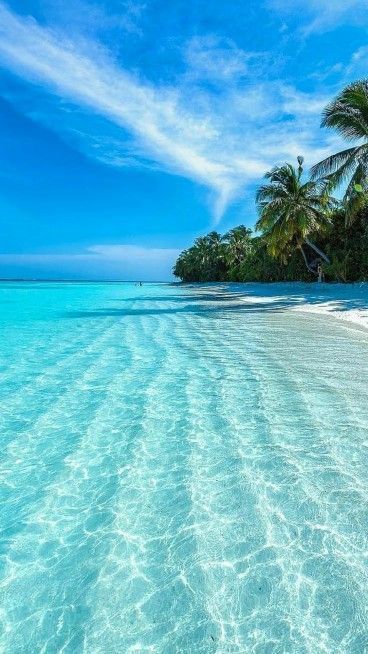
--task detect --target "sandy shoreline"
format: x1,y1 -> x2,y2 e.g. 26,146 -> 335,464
201,281 -> 368,332
293,296 -> 368,331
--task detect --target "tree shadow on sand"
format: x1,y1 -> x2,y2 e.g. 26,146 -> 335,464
63,282 -> 368,319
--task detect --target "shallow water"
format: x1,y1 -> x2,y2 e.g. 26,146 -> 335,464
1,281 -> 368,653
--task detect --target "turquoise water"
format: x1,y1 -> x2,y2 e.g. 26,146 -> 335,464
1,281 -> 368,653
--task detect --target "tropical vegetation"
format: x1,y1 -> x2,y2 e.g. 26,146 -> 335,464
174,79 -> 368,283
311,80 -> 368,221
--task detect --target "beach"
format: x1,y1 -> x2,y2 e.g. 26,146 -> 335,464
189,281 -> 368,332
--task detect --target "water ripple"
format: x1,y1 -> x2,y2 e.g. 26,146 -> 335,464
0,283 -> 368,653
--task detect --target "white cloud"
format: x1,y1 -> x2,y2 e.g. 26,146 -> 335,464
281,87 -> 329,115
268,0 -> 366,34
0,4 -> 340,222
344,45 -> 368,80
0,245 -> 181,279
25,0 -> 146,38
308,63 -> 344,82
0,5 -> 240,205
309,45 -> 368,91
0,244 -> 181,263
184,35 -> 260,83
305,0 -> 364,34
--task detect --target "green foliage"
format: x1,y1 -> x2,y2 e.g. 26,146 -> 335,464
311,80 -> 368,222
174,81 -> 368,284
173,229 -> 314,282
320,207 -> 368,282
237,237 -> 312,282
255,157 -> 334,267
173,208 -> 368,283
173,231 -> 228,282
222,225 -> 253,279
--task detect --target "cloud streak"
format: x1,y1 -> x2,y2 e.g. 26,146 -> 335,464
268,0 -> 365,34
0,4 -> 244,215
0,4 -> 342,221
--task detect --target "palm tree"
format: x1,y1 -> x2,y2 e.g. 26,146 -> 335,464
173,248 -> 198,281
256,157 -> 333,273
193,232 -> 223,269
205,231 -> 224,255
193,236 -> 212,267
173,231 -> 227,281
311,80 -> 368,220
222,225 -> 253,268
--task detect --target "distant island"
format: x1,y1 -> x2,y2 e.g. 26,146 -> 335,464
174,80 -> 368,284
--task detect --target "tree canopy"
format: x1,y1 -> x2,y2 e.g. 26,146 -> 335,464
311,80 -> 368,221
174,80 -> 368,284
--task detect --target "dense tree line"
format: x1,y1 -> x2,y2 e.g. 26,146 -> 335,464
173,210 -> 368,282
174,80 -> 368,283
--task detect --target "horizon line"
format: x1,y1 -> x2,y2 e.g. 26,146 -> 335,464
0,278 -> 175,283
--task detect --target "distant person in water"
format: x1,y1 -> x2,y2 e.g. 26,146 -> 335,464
317,263 -> 324,283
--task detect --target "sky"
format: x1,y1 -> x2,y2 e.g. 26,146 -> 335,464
0,1 -> 367,279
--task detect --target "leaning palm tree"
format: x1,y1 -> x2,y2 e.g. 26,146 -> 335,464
256,157 -> 333,273
311,80 -> 368,220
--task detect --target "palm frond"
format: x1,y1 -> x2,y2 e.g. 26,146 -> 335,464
255,157 -> 332,269
322,80 -> 368,139
310,146 -> 359,180
342,163 -> 368,224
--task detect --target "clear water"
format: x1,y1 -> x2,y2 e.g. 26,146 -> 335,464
1,281 -> 368,654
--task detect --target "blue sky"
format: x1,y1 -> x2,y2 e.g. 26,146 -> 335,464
0,0 -> 367,279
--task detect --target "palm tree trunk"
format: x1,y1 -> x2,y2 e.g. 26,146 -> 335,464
298,243 -> 317,274
304,238 -> 330,264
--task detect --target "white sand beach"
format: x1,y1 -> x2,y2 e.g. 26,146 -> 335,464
292,285 -> 368,331
206,282 -> 368,332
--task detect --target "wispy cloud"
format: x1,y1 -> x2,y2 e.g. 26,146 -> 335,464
0,4 -> 340,221
281,87 -> 329,115
0,3 -> 245,217
0,244 -> 181,279
344,46 -> 368,80
268,0 -> 365,35
309,45 -> 368,89
183,35 -> 263,83
0,244 -> 181,263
